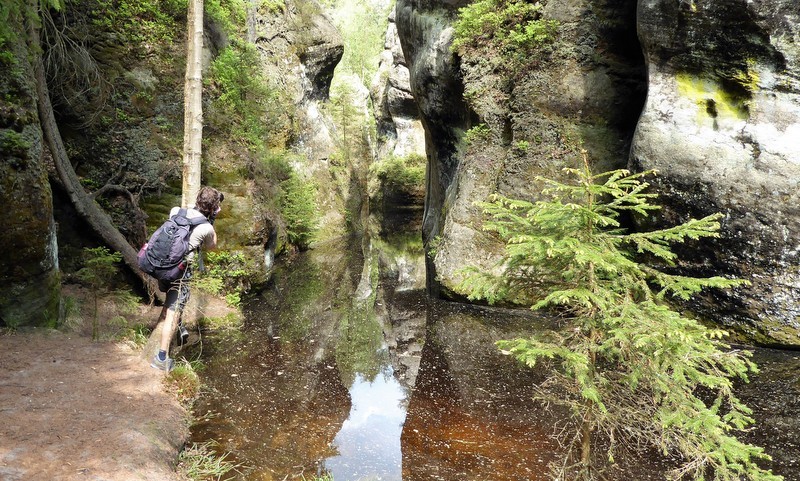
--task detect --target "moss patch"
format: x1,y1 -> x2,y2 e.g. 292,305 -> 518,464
676,73 -> 751,124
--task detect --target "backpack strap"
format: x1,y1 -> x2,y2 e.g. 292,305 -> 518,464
188,214 -> 209,226
171,208 -> 209,227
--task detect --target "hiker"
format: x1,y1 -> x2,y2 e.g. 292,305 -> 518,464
150,186 -> 223,371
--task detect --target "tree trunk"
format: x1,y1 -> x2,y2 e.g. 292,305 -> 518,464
580,407 -> 592,479
182,0 -> 204,207
33,49 -> 164,303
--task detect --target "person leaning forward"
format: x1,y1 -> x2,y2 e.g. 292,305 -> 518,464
151,186 -> 223,372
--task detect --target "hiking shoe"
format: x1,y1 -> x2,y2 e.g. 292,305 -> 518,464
150,354 -> 175,372
177,325 -> 190,346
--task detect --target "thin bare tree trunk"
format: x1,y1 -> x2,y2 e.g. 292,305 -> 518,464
182,0 -> 204,207
33,52 -> 164,303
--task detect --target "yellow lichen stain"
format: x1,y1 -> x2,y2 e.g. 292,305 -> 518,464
675,73 -> 750,126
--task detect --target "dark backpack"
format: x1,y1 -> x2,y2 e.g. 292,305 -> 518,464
137,208 -> 208,283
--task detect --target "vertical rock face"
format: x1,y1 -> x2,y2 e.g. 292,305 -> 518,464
0,19 -> 61,327
371,7 -> 426,161
250,0 -> 346,237
633,0 -> 800,345
395,0 -> 473,289
396,0 -> 646,294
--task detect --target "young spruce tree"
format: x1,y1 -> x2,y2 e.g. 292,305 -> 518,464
458,154 -> 781,481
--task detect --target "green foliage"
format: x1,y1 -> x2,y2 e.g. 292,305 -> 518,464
61,295 -> 84,332
458,156 -> 779,481
166,358 -> 204,404
258,149 -> 294,182
89,0 -> 180,47
514,140 -> 530,152
0,131 -> 32,157
205,0 -> 247,37
329,0 -> 390,85
280,172 -> 319,249
178,441 -> 242,481
327,81 -> 364,164
0,0 -> 23,64
200,312 -> 243,331
452,0 -> 558,63
193,250 -> 251,307
370,153 -> 425,193
259,0 -> 285,14
207,42 -> 288,148
464,124 -> 491,146
1,0 -> 64,59
76,247 -> 123,340
116,323 -> 150,348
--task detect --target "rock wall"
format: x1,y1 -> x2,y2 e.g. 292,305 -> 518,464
397,0 -> 800,345
395,0 -> 473,290
250,0 -> 346,239
0,13 -> 61,327
632,0 -> 800,345
396,0 -> 646,295
370,7 -> 426,162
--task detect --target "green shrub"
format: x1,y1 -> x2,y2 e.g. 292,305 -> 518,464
117,323 -> 150,348
452,0 -> 558,64
166,359 -> 204,404
280,172 -> 319,249
90,0 -> 179,47
193,250 -> 251,307
464,124 -> 491,146
205,0 -> 247,36
370,153 -> 425,193
207,42 -> 288,147
259,0 -> 285,14
76,247 -> 123,340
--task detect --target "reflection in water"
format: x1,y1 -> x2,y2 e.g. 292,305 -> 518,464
325,368 -> 406,481
190,216 -> 800,481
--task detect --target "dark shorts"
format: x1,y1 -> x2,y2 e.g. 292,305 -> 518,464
159,267 -> 192,313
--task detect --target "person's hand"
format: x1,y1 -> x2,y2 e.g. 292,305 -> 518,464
209,207 -> 220,225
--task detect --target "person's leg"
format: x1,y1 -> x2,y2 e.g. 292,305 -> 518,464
159,306 -> 178,353
152,284 -> 179,371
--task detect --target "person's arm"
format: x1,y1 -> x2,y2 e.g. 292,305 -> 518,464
205,229 -> 218,250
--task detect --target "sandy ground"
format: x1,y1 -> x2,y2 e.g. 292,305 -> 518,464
0,330 -> 188,481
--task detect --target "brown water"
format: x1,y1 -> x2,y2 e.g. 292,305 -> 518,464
190,222 -> 800,481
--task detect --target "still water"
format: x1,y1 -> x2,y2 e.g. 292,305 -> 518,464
190,217 -> 800,481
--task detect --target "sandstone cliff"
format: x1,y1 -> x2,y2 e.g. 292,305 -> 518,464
633,0 -> 800,345
0,10 -> 60,327
397,0 -> 800,345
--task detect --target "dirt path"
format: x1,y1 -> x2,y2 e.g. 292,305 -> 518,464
0,330 -> 188,481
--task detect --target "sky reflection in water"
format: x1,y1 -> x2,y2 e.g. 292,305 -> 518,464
325,367 -> 406,481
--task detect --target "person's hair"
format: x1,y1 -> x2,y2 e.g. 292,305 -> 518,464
195,186 -> 222,218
